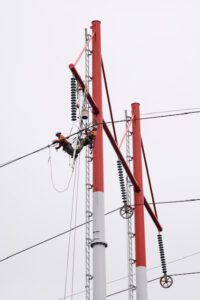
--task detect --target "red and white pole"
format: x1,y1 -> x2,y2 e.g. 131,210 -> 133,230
132,103 -> 148,300
91,20 -> 107,300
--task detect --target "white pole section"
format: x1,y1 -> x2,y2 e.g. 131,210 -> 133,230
91,20 -> 107,300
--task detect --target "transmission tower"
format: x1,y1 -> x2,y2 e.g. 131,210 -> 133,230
69,20 -> 172,300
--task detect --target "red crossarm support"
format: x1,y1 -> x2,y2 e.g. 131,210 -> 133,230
68,64 -> 163,232
104,121 -> 162,232
144,197 -> 162,231
103,122 -> 140,191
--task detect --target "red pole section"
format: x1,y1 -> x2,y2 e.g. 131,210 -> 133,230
68,64 -> 163,231
132,103 -> 146,267
132,103 -> 148,300
91,21 -> 107,300
92,21 -> 104,192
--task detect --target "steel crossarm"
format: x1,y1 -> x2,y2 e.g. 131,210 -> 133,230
104,122 -> 163,232
68,64 -> 163,232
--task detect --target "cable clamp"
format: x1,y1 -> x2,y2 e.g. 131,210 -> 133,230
86,183 -> 93,189
128,232 -> 135,238
86,210 -> 93,217
129,258 -> 136,264
86,274 -> 93,280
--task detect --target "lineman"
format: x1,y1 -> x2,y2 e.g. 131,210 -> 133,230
52,127 -> 97,158
52,132 -> 75,157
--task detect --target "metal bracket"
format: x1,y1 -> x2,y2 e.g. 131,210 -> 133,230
129,258 -> 136,264
86,210 -> 93,218
86,183 -> 93,189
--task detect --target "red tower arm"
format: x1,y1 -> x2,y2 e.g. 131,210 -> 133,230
68,64 -> 162,232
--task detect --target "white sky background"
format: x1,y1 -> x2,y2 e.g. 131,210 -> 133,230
0,0 -> 200,299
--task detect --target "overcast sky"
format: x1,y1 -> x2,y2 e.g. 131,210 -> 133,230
1,0 -> 200,299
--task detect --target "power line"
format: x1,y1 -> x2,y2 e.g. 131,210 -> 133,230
0,207 -> 118,263
147,271 -> 200,284
62,271 -> 200,299
106,287 -> 131,297
170,271 -> 200,278
146,198 -> 200,206
149,198 -> 200,205
107,271 -> 200,297
0,145 -> 50,169
140,110 -> 200,121
1,109 -> 200,169
0,126 -> 92,169
0,221 -> 88,263
129,198 -> 200,207
0,197 -> 200,263
148,250 -> 200,272
141,107 -> 200,116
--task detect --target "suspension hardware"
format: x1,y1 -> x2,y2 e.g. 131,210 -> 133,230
128,131 -> 133,136
120,202 -> 134,219
71,77 -> 77,121
158,234 -> 167,274
130,284 -> 136,291
85,155 -> 93,162
129,258 -> 136,264
160,275 -> 173,288
158,234 -> 173,288
86,183 -> 93,189
86,237 -> 93,245
117,160 -> 127,201
86,274 -> 93,280
117,159 -> 134,219
81,106 -> 89,119
128,232 -> 135,238
127,155 -> 133,162
86,210 -> 93,218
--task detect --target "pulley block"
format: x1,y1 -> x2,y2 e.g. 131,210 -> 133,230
160,275 -> 173,288
120,203 -> 134,219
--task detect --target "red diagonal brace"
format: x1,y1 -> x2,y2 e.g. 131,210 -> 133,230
69,64 -> 99,115
104,121 -> 162,232
103,121 -> 140,191
104,121 -> 162,231
144,197 -> 162,231
68,64 -> 163,232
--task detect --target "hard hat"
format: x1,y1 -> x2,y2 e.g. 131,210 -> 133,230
56,132 -> 61,137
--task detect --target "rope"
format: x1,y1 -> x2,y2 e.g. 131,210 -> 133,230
48,147 -> 74,193
118,116 -> 133,149
74,33 -> 94,66
63,161 -> 78,299
71,155 -> 81,299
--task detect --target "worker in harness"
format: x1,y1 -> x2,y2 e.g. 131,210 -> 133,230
52,127 -> 97,157
82,127 -> 97,149
52,133 -> 75,157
